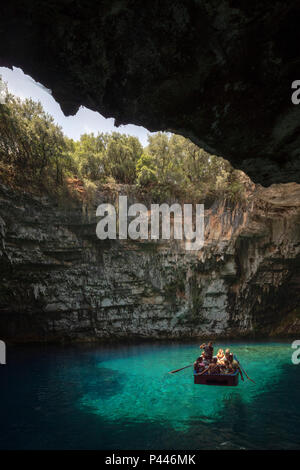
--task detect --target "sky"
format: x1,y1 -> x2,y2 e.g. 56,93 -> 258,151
0,66 -> 152,146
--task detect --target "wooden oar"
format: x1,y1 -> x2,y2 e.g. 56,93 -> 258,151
237,366 -> 244,381
238,363 -> 255,384
169,364 -> 193,374
197,366 -> 210,376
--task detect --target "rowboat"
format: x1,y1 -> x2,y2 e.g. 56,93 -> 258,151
194,369 -> 239,386
193,356 -> 240,386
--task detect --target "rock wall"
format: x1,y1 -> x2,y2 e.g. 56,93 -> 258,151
0,180 -> 300,342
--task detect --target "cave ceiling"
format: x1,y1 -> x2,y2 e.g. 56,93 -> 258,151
1,1 -> 300,185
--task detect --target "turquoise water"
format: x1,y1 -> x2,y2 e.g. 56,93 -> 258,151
0,340 -> 299,449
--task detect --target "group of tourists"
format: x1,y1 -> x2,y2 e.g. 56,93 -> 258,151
194,341 -> 239,375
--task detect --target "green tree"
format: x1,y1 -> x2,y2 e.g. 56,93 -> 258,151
0,84 -> 69,184
103,133 -> 143,184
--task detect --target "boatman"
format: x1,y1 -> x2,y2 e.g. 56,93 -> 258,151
199,341 -> 214,364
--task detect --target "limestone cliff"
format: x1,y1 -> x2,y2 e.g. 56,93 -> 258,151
0,180 -> 300,342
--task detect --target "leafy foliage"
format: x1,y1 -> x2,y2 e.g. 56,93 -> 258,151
0,76 -> 245,203
137,133 -> 244,202
0,80 -> 71,186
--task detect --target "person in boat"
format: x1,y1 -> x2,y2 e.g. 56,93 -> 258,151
216,348 -> 225,364
228,353 -> 239,371
194,356 -> 205,373
224,348 -> 231,362
219,359 -> 228,373
207,357 -> 220,375
199,341 -> 214,364
220,359 -> 234,374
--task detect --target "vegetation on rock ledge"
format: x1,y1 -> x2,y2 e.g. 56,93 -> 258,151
0,77 -> 245,204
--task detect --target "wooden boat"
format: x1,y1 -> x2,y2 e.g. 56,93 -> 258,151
194,369 -> 239,386
193,356 -> 240,386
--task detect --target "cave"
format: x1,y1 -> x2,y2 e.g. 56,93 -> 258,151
1,1 -> 300,185
0,1 -> 300,341
1,1 -> 300,452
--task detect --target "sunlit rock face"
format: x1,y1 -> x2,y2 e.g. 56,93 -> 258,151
0,180 -> 299,342
1,1 -> 300,185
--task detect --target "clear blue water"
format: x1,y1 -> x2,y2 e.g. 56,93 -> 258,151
0,340 -> 299,449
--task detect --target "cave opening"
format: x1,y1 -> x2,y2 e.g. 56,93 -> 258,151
1,4 -> 300,340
